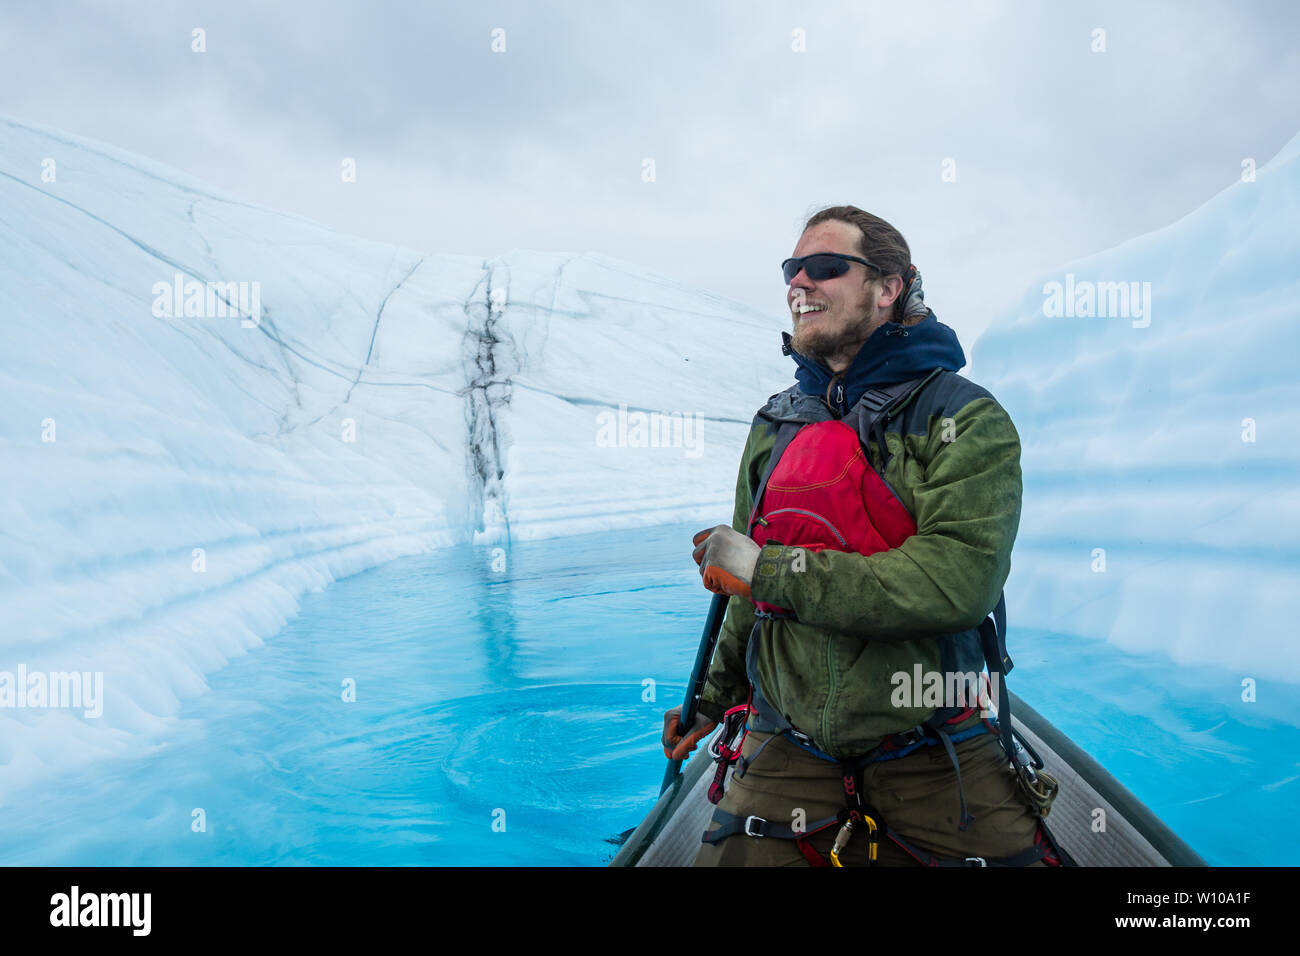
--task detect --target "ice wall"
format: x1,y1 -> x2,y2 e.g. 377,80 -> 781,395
975,132 -> 1300,684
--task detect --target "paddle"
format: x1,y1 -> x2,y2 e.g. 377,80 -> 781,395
659,591 -> 729,795
605,592 -> 730,851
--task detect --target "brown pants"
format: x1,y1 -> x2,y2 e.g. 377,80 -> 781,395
694,728 -> 1054,867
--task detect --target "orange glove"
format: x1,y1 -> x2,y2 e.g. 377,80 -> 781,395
662,706 -> 718,761
691,525 -> 759,599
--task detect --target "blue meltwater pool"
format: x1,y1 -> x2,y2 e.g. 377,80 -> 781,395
0,521 -> 1293,865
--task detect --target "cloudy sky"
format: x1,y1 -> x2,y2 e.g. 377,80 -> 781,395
2,0 -> 1298,357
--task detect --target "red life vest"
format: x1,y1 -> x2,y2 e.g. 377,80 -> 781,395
746,418 -> 916,617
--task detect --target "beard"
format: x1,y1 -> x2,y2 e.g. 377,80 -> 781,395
789,287 -> 879,365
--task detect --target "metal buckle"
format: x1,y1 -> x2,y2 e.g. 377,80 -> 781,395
707,730 -> 724,760
709,710 -> 748,761
744,815 -> 767,838
964,856 -> 987,867
892,726 -> 925,748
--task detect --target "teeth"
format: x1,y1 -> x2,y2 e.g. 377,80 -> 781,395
796,304 -> 825,314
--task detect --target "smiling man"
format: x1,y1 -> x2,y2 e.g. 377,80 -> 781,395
787,217 -> 904,368
664,205 -> 1069,867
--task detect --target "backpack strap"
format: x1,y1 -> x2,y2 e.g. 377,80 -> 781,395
745,421 -> 802,536
843,367 -> 946,478
980,591 -> 1017,772
975,591 -> 1071,867
851,368 -> 945,420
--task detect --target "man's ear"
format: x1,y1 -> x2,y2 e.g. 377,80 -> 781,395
878,274 -> 904,309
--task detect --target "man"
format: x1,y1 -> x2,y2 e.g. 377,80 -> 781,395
662,205 -> 1063,867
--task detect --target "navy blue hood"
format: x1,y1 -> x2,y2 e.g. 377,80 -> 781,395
782,309 -> 966,417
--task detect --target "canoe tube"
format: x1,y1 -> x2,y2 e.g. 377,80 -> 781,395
610,691 -> 1207,867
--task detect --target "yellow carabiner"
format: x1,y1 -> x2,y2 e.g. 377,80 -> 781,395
829,814 -> 879,867
829,820 -> 854,867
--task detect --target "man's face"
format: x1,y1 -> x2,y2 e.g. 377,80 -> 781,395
785,220 -> 889,370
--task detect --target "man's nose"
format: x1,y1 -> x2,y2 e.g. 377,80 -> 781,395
788,269 -> 815,294
788,278 -> 817,311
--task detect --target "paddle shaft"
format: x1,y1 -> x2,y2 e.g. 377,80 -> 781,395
659,591 -> 729,795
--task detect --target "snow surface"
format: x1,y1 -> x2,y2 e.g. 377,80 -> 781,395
1,113 -> 1296,799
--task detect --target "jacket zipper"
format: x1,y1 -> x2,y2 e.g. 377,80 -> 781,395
761,508 -> 848,549
823,634 -> 837,749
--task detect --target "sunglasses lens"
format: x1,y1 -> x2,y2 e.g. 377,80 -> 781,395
783,255 -> 852,284
806,255 -> 848,281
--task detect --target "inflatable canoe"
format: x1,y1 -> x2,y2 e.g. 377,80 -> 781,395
610,691 -> 1207,867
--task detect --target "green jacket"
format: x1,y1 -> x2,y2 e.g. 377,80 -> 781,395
697,367 -> 1023,757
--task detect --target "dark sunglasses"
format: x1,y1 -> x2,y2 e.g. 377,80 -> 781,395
781,252 -> 882,285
